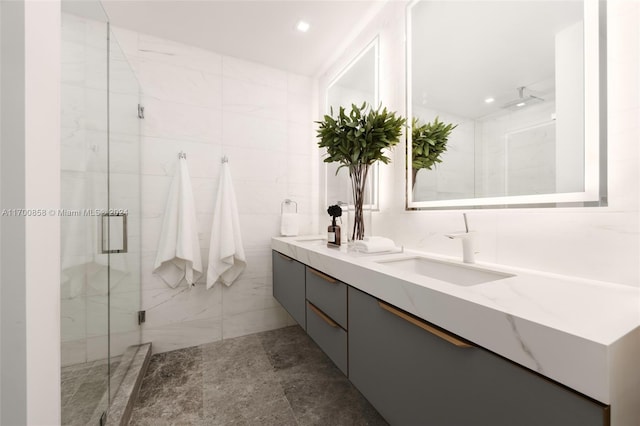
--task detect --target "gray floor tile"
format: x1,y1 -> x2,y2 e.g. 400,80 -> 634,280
128,326 -> 387,426
258,326 -> 327,371
241,396 -> 298,426
129,346 -> 204,424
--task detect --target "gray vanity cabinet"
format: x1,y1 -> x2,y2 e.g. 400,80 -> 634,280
305,267 -> 347,329
305,267 -> 348,375
272,251 -> 306,329
348,286 -> 609,426
306,301 -> 348,375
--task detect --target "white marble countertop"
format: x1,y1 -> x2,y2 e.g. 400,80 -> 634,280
272,236 -> 640,408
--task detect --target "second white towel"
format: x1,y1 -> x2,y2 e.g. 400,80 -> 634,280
207,161 -> 246,288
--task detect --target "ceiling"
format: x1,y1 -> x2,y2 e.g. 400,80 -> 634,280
97,0 -> 386,77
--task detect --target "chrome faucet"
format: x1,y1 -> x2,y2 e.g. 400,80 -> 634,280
445,213 -> 476,264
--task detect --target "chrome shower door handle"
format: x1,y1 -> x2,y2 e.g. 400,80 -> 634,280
101,212 -> 128,254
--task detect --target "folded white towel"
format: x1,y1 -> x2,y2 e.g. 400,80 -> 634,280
153,158 -> 203,288
353,236 -> 396,253
207,162 -> 246,288
280,213 -> 299,236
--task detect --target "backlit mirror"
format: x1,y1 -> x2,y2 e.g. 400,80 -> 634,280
407,0 -> 606,209
325,37 -> 379,209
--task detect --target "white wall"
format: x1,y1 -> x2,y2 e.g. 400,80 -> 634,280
1,3 -> 27,422
1,0 -> 61,424
112,27 -> 320,353
320,1 -> 639,287
0,0 -> 3,417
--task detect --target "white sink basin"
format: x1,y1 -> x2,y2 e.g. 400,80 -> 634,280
375,256 -> 515,286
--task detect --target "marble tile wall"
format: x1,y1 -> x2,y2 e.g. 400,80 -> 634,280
111,27 -> 319,354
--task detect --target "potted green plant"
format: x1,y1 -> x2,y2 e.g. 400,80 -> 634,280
411,117 -> 458,187
317,102 -> 406,240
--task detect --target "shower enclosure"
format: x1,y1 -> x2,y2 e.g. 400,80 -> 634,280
60,1 -> 141,424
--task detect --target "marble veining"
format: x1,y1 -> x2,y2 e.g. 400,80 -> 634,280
505,314 -> 543,374
129,326 -> 387,425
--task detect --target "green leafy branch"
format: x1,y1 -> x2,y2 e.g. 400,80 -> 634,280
316,102 -> 406,172
411,116 -> 457,172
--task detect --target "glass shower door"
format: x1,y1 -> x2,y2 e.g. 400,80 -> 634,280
106,25 -> 142,401
61,2 -> 142,423
60,4 -> 111,423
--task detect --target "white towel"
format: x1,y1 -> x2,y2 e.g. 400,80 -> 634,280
280,212 -> 299,236
352,236 -> 397,253
153,158 -> 203,288
207,161 -> 246,288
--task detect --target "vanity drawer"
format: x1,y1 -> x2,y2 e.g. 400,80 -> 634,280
272,251 -> 306,329
306,301 -> 348,375
305,267 -> 347,329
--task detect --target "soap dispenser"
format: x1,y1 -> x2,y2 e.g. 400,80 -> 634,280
327,205 -> 342,248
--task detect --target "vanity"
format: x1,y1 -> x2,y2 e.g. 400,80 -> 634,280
272,237 -> 639,426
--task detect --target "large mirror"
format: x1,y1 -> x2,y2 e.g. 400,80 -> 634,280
325,37 -> 379,209
407,0 -> 606,209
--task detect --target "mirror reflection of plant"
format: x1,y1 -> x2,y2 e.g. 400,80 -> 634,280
317,102 -> 406,240
411,117 -> 458,187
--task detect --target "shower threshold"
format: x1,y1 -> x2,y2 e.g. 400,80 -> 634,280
86,343 -> 152,426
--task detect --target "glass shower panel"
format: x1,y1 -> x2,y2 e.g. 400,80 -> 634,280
60,2 -> 111,424
61,1 -> 142,423
107,26 -> 142,401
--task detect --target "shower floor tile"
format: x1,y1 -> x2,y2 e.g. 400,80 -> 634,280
61,358 -> 121,426
128,325 -> 388,426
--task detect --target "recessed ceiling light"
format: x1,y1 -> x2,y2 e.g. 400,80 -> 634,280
516,102 -> 526,107
296,20 -> 310,33
484,97 -> 495,104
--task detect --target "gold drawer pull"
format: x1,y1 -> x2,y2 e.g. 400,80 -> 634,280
378,301 -> 472,348
276,252 -> 294,262
308,301 -> 338,328
308,268 -> 337,284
